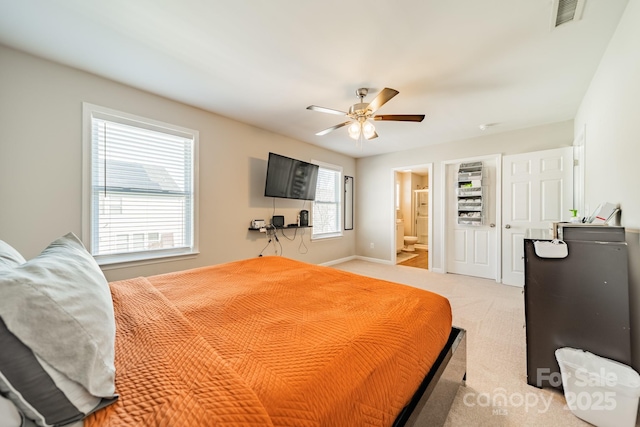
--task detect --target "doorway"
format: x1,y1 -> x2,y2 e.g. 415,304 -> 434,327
393,164 -> 433,270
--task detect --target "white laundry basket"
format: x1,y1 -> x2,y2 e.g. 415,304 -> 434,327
555,347 -> 640,427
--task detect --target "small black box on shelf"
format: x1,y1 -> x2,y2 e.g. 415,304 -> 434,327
271,215 -> 284,228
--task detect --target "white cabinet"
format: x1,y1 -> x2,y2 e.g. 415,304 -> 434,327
457,162 -> 484,225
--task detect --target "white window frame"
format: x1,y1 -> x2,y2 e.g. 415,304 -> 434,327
311,160 -> 343,240
82,103 -> 199,267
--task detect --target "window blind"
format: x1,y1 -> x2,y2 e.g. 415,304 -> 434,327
89,112 -> 195,260
312,164 -> 342,239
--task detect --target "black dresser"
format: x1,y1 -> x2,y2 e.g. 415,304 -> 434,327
524,225 -> 631,388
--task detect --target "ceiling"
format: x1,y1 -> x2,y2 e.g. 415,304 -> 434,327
0,0 -> 630,158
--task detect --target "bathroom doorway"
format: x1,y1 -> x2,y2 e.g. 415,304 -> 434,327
393,164 -> 432,270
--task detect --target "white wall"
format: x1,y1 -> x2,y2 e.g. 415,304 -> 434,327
355,120 -> 574,269
575,0 -> 640,229
574,0 -> 640,370
0,45 -> 356,281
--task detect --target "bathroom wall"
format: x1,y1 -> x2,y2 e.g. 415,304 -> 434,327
397,172 -> 427,236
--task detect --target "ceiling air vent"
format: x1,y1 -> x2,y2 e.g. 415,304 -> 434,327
552,0 -> 585,27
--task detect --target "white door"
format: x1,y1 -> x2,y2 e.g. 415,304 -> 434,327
446,157 -> 498,279
501,147 -> 573,286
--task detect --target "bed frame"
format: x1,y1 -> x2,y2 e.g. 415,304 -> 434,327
393,327 -> 467,427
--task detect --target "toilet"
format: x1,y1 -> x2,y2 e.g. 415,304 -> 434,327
403,236 -> 419,252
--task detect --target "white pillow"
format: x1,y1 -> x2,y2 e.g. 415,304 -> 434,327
0,233 -> 117,426
0,241 -> 25,269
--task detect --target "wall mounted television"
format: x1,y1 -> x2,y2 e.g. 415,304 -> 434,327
264,152 -> 319,201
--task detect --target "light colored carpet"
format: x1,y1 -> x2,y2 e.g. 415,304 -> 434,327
332,260 -> 596,427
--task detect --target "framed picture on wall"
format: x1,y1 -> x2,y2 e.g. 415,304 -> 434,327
344,176 -> 354,230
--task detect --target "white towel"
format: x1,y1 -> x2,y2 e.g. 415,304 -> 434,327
533,240 -> 568,258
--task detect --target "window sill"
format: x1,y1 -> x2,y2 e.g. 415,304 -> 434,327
311,233 -> 343,242
96,248 -> 199,270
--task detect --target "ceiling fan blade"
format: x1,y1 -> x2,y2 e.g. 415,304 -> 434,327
315,121 -> 352,136
366,88 -> 399,114
373,114 -> 425,122
366,131 -> 379,140
307,105 -> 347,116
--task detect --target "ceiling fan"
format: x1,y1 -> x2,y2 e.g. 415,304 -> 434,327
306,87 -> 425,144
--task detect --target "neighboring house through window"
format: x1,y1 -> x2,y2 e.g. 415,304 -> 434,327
82,103 -> 199,265
312,161 -> 342,240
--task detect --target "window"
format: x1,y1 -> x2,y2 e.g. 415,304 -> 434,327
82,103 -> 198,265
312,161 -> 342,240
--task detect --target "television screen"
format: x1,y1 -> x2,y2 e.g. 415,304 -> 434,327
264,152 -> 319,200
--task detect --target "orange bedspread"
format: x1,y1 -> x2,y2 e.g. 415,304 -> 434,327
87,257 -> 452,427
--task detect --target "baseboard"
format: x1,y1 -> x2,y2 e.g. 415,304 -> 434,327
355,255 -> 395,265
320,255 -> 356,266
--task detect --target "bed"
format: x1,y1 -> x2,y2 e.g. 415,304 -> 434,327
0,233 -> 466,427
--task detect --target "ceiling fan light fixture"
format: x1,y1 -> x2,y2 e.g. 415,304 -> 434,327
362,121 -> 376,139
348,122 -> 361,140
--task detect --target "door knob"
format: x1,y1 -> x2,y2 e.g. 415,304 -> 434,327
489,223 -> 495,228
505,224 -> 511,229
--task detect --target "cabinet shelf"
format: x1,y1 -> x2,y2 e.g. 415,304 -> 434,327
458,162 -> 483,171
457,187 -> 483,197
458,217 -> 483,225
457,172 -> 483,181
456,162 -> 485,226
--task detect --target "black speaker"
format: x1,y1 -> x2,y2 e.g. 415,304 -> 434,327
272,215 -> 284,228
299,210 -> 309,227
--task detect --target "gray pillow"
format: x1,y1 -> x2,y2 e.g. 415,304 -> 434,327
0,240 -> 26,269
0,233 -> 117,426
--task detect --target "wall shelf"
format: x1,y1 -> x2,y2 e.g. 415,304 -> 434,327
248,225 -> 312,232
